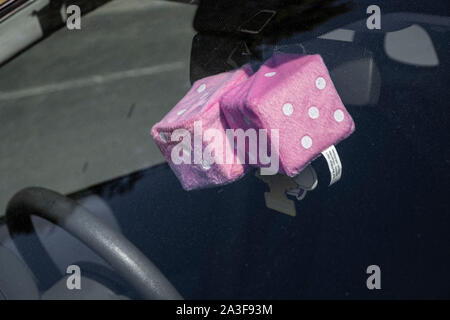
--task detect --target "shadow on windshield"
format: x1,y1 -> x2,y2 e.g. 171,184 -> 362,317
190,0 -> 353,82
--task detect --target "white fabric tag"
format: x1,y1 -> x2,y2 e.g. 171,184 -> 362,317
321,145 -> 342,186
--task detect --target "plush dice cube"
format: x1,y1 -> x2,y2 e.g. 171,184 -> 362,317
221,53 -> 355,176
151,65 -> 253,190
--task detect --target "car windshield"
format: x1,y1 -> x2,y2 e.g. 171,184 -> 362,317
0,0 -> 449,300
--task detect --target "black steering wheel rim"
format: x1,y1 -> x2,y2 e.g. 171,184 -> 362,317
5,187 -> 182,300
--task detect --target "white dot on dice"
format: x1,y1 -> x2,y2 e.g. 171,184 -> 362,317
308,106 -> 319,119
315,77 -> 326,90
334,109 -> 344,122
282,103 -> 294,116
301,135 -> 313,149
197,83 -> 206,93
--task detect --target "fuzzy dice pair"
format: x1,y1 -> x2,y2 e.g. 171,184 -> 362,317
152,54 -> 355,190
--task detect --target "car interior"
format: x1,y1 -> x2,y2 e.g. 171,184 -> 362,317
0,0 -> 449,300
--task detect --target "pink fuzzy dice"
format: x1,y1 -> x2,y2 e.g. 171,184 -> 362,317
151,65 -> 253,190
221,53 -> 355,176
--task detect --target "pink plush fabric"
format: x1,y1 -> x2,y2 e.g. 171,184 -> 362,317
220,53 -> 355,176
151,65 -> 253,190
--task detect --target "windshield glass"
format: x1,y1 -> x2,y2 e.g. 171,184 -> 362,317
0,0 -> 449,300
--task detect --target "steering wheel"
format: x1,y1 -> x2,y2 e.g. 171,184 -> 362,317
5,187 -> 182,300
